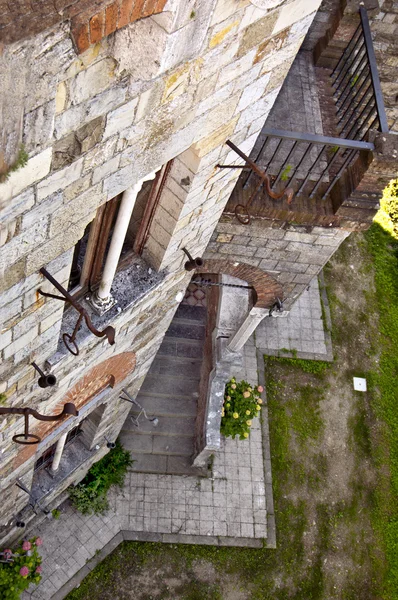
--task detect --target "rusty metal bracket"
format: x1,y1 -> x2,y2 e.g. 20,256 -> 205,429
38,267 -> 116,356
269,297 -> 284,316
15,479 -> 50,516
218,140 -> 294,225
0,403 -> 79,445
182,247 -> 204,272
31,362 -> 57,388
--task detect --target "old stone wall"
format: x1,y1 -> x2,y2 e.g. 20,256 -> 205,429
0,0 -> 323,538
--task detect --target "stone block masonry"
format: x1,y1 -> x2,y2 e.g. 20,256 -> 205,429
0,0 -> 168,50
207,215 -> 349,310
0,0 -> 323,543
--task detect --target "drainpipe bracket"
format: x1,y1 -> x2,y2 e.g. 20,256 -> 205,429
87,291 -> 117,316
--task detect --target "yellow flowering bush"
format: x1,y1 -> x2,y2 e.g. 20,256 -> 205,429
220,378 -> 263,440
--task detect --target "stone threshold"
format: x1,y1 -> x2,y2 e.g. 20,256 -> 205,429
256,273 -> 334,363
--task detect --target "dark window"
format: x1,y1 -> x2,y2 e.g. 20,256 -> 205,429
66,163 -> 172,295
33,444 -> 56,472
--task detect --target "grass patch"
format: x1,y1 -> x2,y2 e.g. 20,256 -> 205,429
68,441 -> 133,515
268,355 -> 330,374
364,219 -> 398,598
65,198 -> 398,599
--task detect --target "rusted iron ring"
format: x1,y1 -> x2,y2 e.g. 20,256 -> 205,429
12,433 -> 41,445
235,204 -> 251,225
63,333 -> 79,356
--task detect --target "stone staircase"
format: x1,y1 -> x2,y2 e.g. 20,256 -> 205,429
119,303 -> 207,476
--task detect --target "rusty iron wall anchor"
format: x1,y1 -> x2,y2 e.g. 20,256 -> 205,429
0,403 -> 79,445
38,267 -> 116,356
182,247 -> 204,271
15,479 -> 50,516
31,362 -> 57,388
218,140 -> 294,225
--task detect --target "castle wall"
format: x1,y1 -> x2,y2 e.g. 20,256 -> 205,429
0,0 -> 322,538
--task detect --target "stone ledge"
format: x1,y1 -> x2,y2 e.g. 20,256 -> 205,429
45,255 -> 166,368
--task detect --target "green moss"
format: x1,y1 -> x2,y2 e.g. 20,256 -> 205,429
267,355 -> 330,374
280,164 -> 293,181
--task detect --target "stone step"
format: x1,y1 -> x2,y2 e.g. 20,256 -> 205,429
147,356 -> 202,379
157,338 -> 204,360
175,304 -> 207,322
129,393 -> 198,417
128,453 -> 206,476
119,432 -> 194,456
165,320 -> 206,341
140,375 -> 200,398
122,414 -> 196,435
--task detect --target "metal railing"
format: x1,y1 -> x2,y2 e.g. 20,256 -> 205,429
331,6 -> 388,140
243,128 -> 374,205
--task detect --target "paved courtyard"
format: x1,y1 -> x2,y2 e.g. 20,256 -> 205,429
21,275 -> 331,600
256,275 -> 333,361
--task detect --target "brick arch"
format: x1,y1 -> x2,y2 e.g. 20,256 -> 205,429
198,259 -> 283,309
11,351 -> 136,472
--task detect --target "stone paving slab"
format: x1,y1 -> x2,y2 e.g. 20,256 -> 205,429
255,275 -> 333,361
22,337 -> 271,600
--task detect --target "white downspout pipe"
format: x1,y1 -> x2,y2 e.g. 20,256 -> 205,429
90,172 -> 156,314
50,432 -> 68,473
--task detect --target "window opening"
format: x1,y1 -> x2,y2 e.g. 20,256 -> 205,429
65,164 -> 172,316
66,195 -> 121,297
33,420 -> 86,472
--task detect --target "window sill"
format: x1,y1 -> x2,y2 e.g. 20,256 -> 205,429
31,437 -> 99,503
46,254 -> 165,368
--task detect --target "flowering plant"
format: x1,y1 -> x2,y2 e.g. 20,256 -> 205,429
220,378 -> 263,440
0,537 -> 42,599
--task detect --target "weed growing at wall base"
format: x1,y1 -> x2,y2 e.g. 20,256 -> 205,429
68,440 -> 133,515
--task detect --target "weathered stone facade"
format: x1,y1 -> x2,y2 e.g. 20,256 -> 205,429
206,217 -> 350,309
0,0 -> 326,543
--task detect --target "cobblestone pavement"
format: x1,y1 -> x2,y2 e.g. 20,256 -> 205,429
22,276 -> 329,599
256,276 -> 333,361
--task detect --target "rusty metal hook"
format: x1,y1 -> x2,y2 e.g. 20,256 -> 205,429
38,268 -> 116,355
0,403 -> 79,445
221,140 -> 294,225
182,247 -> 204,271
